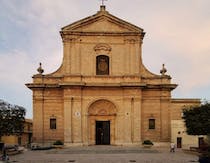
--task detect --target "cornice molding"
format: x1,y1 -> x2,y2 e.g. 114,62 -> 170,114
26,82 -> 177,90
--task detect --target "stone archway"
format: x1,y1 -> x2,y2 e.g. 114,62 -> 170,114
88,99 -> 117,145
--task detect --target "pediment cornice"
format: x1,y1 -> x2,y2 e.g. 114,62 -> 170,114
61,8 -> 144,34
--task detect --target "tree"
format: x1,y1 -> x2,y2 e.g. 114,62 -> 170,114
183,103 -> 210,161
0,99 -> 26,137
182,103 -> 210,136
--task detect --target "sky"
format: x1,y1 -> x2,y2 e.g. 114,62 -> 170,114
0,0 -> 210,118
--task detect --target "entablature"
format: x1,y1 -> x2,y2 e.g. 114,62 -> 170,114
26,82 -> 177,91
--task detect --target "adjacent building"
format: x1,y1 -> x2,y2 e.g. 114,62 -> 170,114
1,119 -> 32,147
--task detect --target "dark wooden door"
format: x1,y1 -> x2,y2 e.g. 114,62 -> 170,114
96,121 -> 110,145
177,137 -> 182,148
199,137 -> 204,148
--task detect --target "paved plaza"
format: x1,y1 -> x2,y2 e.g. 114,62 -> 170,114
8,146 -> 199,163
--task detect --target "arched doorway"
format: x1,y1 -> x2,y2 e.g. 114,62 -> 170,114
88,99 -> 117,145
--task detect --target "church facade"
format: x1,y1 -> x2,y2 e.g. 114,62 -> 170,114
26,6 -> 200,146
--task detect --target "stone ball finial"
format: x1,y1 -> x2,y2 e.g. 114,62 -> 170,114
37,62 -> 44,74
160,64 -> 167,75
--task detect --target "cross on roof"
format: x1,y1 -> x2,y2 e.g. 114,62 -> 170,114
100,0 -> 107,6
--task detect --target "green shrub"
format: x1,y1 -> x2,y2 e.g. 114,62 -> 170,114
53,140 -> 63,145
142,140 -> 153,145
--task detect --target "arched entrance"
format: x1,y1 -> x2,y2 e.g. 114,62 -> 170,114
88,99 -> 117,145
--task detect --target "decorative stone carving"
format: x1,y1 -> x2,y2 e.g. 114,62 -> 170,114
88,99 -> 117,116
37,63 -> 44,74
61,34 -> 79,42
124,38 -> 136,44
94,43 -> 111,53
124,36 -> 140,44
160,64 -> 167,75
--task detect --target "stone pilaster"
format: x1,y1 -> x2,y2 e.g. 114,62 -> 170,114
63,89 -> 73,144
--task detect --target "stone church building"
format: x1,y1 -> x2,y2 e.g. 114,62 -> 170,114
26,6 -> 200,147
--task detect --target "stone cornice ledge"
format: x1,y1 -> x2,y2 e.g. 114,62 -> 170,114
59,82 -> 85,87
171,98 -> 201,103
25,83 -> 59,89
60,31 -> 142,37
120,82 -> 146,87
26,83 -> 177,90
144,84 -> 177,90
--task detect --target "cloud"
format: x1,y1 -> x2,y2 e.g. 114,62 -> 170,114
0,49 -> 34,117
1,0 -> 210,118
0,48 -> 62,118
0,50 -> 33,84
135,1 -> 210,98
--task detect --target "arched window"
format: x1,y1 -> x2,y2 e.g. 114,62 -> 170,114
96,55 -> 109,75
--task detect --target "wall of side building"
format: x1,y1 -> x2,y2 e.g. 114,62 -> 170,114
170,99 -> 201,149
1,119 -> 32,147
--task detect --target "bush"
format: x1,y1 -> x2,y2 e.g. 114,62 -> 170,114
142,140 -> 153,145
53,140 -> 63,145
199,147 -> 210,163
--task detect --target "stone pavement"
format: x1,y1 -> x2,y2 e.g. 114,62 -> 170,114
8,146 -> 199,163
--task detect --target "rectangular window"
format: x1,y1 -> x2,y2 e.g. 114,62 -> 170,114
96,55 -> 109,75
149,119 -> 155,129
50,118 -> 56,129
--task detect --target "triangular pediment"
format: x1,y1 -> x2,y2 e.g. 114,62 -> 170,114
62,9 -> 143,33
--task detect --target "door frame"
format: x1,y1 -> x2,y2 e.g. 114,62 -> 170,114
89,116 -> 115,145
177,137 -> 182,148
88,99 -> 117,145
